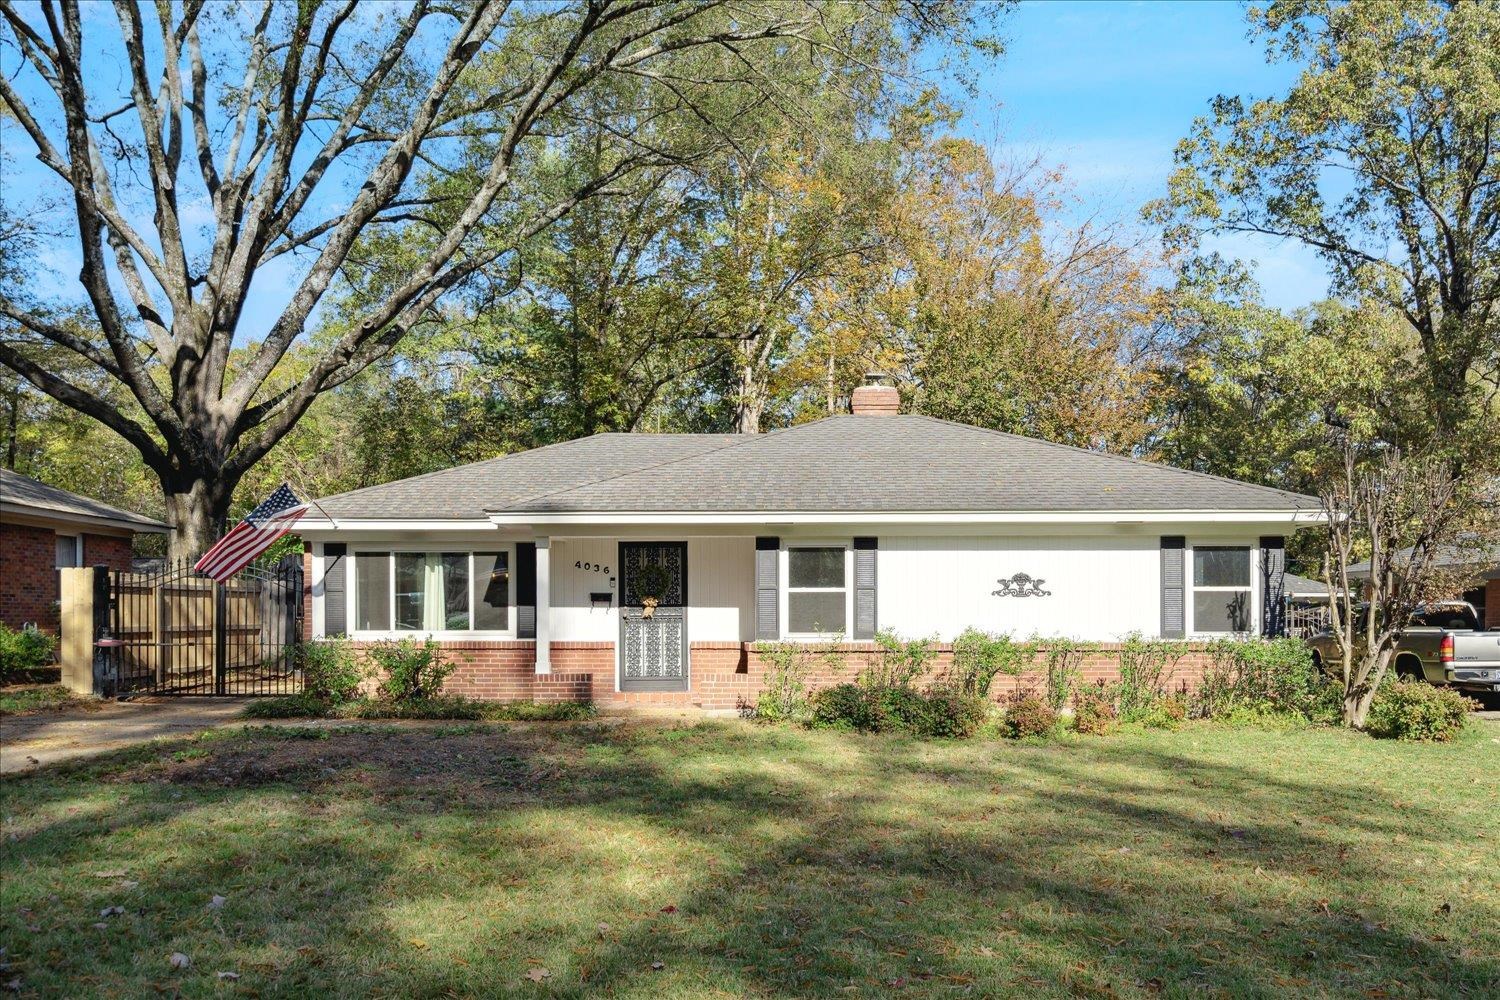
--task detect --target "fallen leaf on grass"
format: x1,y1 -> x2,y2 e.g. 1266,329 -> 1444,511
408,938 -> 428,950
659,905 -> 677,914
169,953 -> 190,969
206,895 -> 226,910
90,871 -> 128,879
216,972 -> 240,981
99,905 -> 124,918
525,967 -> 550,982
651,961 -> 665,971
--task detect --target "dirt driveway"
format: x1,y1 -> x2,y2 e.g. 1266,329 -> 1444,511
0,698 -> 254,773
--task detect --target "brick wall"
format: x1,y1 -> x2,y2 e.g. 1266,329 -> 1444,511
0,525 -> 133,635
1,523 -> 59,633
82,533 -> 134,571
690,642 -> 1218,713
1487,579 -> 1500,631
331,636 -> 1221,712
302,548 -> 313,642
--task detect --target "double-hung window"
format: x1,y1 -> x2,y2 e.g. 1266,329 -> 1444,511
786,545 -> 847,636
353,550 -> 511,635
1190,545 -> 1253,634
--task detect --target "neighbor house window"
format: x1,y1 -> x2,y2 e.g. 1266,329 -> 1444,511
55,534 -> 81,569
1191,545 -> 1252,633
787,546 -> 847,635
353,550 -> 511,634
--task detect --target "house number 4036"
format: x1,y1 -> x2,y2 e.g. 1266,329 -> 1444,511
575,560 -> 611,574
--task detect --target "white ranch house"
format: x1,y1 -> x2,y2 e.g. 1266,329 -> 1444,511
297,380 -> 1321,709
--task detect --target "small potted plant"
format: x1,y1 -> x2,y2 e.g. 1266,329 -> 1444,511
633,563 -> 670,619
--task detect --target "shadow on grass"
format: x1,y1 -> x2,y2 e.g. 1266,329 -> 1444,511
1,722 -> 1496,997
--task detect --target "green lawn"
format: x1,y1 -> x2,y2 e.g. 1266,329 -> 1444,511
2,720 -> 1496,998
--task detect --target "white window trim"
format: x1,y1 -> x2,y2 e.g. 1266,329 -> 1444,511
347,545 -> 516,640
1186,541 -> 1259,637
780,540 -> 853,641
54,533 -> 83,569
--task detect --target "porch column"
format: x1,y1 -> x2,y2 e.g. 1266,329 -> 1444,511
534,536 -> 551,674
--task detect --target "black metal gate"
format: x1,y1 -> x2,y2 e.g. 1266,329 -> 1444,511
109,556 -> 304,696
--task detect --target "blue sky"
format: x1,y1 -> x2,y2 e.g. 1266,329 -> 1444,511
953,0 -> 1330,310
2,0 -> 1333,337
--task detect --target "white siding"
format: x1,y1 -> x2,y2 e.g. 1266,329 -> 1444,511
877,535 -> 1162,641
550,538 -> 619,641
688,536 -> 754,641
547,536 -> 754,643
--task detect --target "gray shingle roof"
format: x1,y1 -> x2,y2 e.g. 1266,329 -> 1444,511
314,416 -> 1316,519
0,468 -> 168,532
315,433 -> 739,519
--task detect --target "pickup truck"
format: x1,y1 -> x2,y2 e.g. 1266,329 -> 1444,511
1306,602 -> 1500,698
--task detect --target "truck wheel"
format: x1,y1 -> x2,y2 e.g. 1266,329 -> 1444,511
1395,655 -> 1424,682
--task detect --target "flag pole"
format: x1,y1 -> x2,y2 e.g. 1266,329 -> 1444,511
287,481 -> 339,529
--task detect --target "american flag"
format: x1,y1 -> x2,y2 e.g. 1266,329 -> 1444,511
194,484 -> 309,581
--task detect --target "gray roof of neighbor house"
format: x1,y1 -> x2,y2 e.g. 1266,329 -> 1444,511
313,415 -> 1318,520
1347,542 -> 1500,581
0,468 -> 168,533
1283,573 -> 1339,597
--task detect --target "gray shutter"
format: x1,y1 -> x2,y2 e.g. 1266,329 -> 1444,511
1261,535 -> 1286,638
755,537 -> 779,640
516,542 -> 537,638
1160,536 -> 1185,639
323,543 -> 347,637
853,537 -> 877,640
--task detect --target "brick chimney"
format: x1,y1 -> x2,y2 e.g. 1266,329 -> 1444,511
850,372 -> 900,416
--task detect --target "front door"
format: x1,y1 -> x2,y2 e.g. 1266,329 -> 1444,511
618,541 -> 688,691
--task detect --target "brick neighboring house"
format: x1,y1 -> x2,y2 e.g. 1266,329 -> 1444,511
295,375 -> 1326,711
0,469 -> 168,636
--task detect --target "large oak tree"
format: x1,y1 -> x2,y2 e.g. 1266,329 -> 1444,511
0,0 -> 991,556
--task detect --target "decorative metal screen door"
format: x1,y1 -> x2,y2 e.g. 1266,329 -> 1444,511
618,541 -> 688,691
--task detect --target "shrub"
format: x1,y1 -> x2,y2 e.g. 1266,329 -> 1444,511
1002,696 -> 1058,739
914,691 -> 990,739
752,641 -> 815,723
1195,638 -> 1321,720
1072,689 -> 1117,735
369,638 -> 452,702
1,624 -> 56,680
809,683 -> 988,738
1115,633 -> 1186,717
1125,694 -> 1188,730
296,638 -> 364,705
1041,640 -> 1091,712
811,683 -> 889,732
948,629 -> 1032,698
869,630 -> 938,690
1365,679 -> 1473,742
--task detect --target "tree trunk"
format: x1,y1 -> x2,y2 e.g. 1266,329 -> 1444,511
734,359 -> 765,434
1342,686 -> 1378,729
162,476 -> 234,562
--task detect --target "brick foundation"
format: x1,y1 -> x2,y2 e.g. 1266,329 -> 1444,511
338,637 -> 1222,713
1,523 -> 136,635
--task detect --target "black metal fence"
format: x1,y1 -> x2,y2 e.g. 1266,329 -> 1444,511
108,555 -> 304,696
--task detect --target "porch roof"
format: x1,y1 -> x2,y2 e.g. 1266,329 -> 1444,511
311,415 -> 1318,523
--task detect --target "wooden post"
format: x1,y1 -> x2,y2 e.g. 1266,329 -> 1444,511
57,567 -> 94,694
